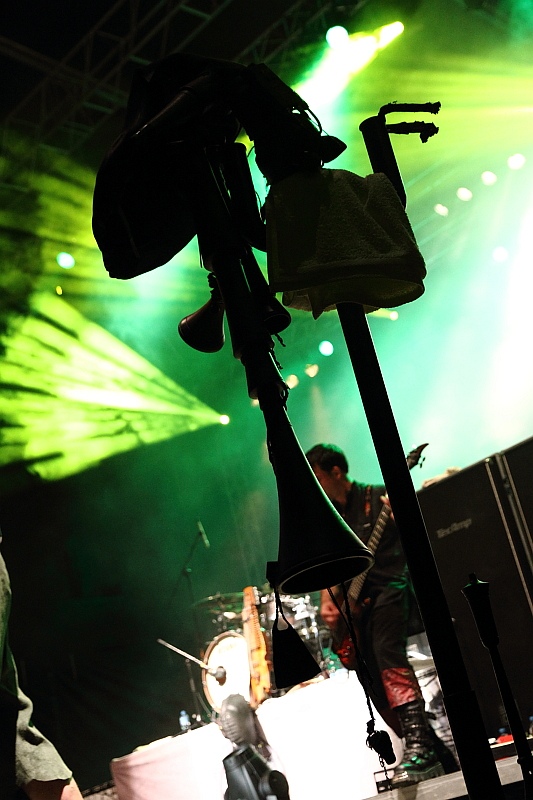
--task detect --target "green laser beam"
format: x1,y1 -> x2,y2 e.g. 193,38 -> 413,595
0,292 -> 222,480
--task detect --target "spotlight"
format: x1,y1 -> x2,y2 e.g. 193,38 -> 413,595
318,340 -> 334,356
56,252 -> 75,268
285,374 -> 299,389
223,745 -> 290,800
326,25 -> 349,48
456,187 -> 473,201
507,153 -> 526,170
305,364 -> 319,377
434,203 -> 449,216
481,171 -> 497,186
295,19 -> 404,107
219,414 -> 230,425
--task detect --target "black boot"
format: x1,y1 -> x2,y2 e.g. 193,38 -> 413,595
429,724 -> 460,774
391,699 -> 445,787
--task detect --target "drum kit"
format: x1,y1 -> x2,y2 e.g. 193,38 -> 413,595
194,587 -> 329,713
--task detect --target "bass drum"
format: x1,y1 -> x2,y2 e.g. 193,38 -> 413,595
202,631 -> 251,712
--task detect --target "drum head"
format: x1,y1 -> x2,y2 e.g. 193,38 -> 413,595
202,631 -> 251,712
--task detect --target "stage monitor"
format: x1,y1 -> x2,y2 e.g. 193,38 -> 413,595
417,456 -> 533,738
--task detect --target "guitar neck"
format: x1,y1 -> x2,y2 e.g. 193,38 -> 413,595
242,586 -> 271,707
346,443 -> 428,605
347,503 -> 391,605
242,586 -> 263,648
333,444 -> 428,668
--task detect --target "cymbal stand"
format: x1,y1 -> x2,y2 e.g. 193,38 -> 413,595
335,104 -> 504,798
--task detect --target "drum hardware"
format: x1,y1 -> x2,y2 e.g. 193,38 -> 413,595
194,592 -> 244,612
194,592 -> 244,635
157,638 -> 227,725
168,523 -> 220,676
202,631 -> 252,712
199,589 -> 330,710
257,590 -> 326,689
269,595 -> 322,690
157,638 -> 227,684
259,593 -> 318,628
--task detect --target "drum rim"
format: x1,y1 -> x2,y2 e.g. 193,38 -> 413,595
202,630 -> 250,712
204,629 -> 245,654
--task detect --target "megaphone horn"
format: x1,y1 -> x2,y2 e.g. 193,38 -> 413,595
178,272 -> 226,353
260,384 -> 374,595
178,264 -> 291,354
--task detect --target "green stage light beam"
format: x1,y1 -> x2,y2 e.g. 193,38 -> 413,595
241,21 -> 404,211
0,292 -> 223,481
294,22 -> 404,110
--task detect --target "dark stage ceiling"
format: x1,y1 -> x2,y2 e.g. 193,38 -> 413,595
1,0 -> 370,168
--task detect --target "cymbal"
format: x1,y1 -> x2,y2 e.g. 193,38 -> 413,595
194,592 -> 243,611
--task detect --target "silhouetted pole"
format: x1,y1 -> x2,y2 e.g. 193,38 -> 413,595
337,301 -> 504,799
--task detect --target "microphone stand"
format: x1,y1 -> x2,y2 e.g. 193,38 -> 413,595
169,523 -> 204,642
157,639 -> 210,726
167,524 -> 209,723
462,575 -> 533,798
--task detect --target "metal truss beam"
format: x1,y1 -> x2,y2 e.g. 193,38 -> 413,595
1,0 -> 343,171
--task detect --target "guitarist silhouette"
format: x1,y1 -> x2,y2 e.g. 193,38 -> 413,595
306,443 -> 457,788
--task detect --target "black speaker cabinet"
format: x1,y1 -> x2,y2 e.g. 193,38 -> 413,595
417,454 -> 533,738
497,437 -> 533,577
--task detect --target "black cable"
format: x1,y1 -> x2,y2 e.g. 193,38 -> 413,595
327,585 -> 395,773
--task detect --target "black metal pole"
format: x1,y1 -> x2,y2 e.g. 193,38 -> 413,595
184,657 -> 204,726
182,564 -> 204,660
337,301 -> 505,799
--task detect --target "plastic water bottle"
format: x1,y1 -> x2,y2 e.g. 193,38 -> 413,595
179,710 -> 191,732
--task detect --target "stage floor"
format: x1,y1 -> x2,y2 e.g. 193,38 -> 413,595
363,750 -> 529,800
96,752 -> 528,800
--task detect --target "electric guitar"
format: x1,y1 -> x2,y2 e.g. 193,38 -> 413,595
331,443 -> 428,670
242,585 -> 272,708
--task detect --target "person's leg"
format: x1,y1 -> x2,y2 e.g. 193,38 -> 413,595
22,779 -> 83,800
369,598 -> 444,787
